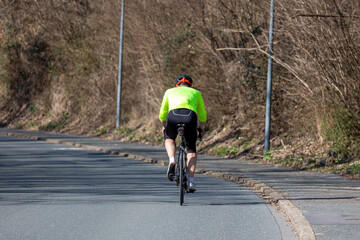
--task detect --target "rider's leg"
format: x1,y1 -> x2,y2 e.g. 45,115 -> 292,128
165,138 -> 176,181
187,152 -> 197,191
187,152 -> 197,178
165,138 -> 176,159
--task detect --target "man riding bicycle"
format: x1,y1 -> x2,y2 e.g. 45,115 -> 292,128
159,74 -> 207,192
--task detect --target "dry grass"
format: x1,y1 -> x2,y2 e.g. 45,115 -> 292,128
1,0 -> 360,174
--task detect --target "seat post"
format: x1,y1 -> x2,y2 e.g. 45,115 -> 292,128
176,124 -> 186,148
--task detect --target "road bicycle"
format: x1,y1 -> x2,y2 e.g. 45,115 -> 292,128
174,124 -> 202,206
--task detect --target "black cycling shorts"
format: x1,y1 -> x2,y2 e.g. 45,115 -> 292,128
165,108 -> 198,153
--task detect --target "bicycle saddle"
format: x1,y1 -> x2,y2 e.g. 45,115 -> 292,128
176,124 -> 186,135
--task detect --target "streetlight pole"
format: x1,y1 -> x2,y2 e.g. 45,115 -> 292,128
116,0 -> 125,128
264,0 -> 274,152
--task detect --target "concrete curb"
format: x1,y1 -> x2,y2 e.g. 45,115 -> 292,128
201,171 -> 315,240
1,131 -> 315,240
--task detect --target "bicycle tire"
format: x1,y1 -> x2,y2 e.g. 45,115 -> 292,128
179,149 -> 185,205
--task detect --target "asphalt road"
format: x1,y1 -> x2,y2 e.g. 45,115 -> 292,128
0,135 -> 295,240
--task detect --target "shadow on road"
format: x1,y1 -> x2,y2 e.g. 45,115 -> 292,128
0,140 -> 264,206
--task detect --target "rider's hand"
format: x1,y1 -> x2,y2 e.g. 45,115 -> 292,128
197,127 -> 203,141
162,127 -> 166,136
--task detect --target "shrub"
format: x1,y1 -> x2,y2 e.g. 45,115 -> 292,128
216,146 -> 238,156
346,163 -> 360,175
322,108 -> 359,157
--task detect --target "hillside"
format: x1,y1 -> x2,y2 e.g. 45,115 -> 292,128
1,0 -> 360,177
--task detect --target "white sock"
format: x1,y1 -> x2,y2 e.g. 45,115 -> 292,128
188,177 -> 194,183
169,157 -> 175,164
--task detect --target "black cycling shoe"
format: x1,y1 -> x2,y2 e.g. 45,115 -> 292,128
167,163 -> 175,181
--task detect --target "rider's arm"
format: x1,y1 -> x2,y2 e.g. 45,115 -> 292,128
161,120 -> 167,135
159,91 -> 169,135
159,90 -> 169,122
198,121 -> 204,129
196,92 -> 207,123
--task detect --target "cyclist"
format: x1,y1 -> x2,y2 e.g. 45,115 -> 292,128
159,74 -> 206,192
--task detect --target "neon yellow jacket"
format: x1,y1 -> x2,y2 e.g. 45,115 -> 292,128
159,86 -> 207,122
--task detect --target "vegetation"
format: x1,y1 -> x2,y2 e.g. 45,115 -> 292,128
1,0 -> 360,178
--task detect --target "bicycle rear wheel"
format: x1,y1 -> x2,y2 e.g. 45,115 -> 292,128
179,149 -> 185,206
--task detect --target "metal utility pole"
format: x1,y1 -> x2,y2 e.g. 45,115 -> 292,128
116,0 -> 125,128
264,0 -> 274,152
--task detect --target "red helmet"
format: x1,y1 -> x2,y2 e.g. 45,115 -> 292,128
176,74 -> 193,86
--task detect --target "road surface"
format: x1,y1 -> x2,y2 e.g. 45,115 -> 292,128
0,135 -> 295,239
